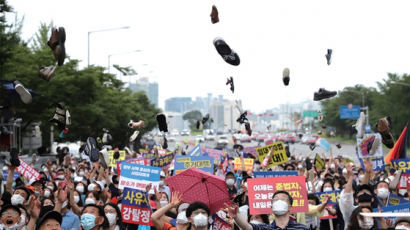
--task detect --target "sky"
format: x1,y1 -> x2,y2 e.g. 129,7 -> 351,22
6,0 -> 410,113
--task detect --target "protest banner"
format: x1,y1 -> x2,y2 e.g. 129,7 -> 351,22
16,157 -> 41,181
243,146 -> 257,156
314,190 -> 341,219
119,162 -> 161,191
151,152 -> 174,168
142,152 -> 156,159
121,187 -> 153,226
265,140 -> 273,145
372,203 -> 410,221
139,149 -> 148,153
391,158 -> 410,173
108,150 -> 126,167
174,156 -> 213,175
256,142 -> 288,168
116,158 -> 151,176
212,214 -> 231,230
253,171 -> 298,178
314,154 -> 325,171
203,148 -> 224,164
358,156 -> 385,171
248,176 -> 308,214
356,133 -> 383,158
388,193 -> 410,206
398,174 -> 410,190
317,138 -> 330,152
234,158 -> 254,171
189,144 -> 202,156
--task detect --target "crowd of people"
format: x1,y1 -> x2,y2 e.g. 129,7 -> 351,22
0,139 -> 408,230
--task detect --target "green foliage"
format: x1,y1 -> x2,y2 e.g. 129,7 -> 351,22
321,76 -> 410,142
182,110 -> 202,131
1,18 -> 160,149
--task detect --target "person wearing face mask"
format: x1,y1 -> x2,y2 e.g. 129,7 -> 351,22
17,206 -> 29,230
0,205 -> 22,230
80,204 -> 109,230
185,201 -> 211,230
229,190 -> 309,230
158,171 -> 171,199
248,214 -> 270,225
53,185 -> 80,230
152,191 -> 189,230
340,160 -> 377,230
103,203 -> 124,230
71,191 -> 97,216
225,172 -> 237,198
394,216 -> 410,230
373,181 -> 390,207
233,177 -> 250,207
10,187 -> 30,208
346,206 -> 376,230
321,179 -> 335,193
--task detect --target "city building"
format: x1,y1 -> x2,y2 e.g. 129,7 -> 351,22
128,77 -> 158,107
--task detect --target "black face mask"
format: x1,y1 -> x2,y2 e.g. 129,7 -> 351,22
358,193 -> 373,203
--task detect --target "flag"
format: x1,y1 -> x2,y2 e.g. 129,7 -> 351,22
385,124 -> 408,164
221,154 -> 229,174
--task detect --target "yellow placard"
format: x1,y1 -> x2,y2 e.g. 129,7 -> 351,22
234,158 -> 254,171
139,149 -> 148,153
108,150 -> 126,167
256,142 -> 288,167
314,154 -> 325,171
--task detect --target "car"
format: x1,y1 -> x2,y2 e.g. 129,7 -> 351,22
205,134 -> 216,141
181,129 -> 190,136
171,129 -> 179,136
195,135 -> 205,143
217,135 -> 229,145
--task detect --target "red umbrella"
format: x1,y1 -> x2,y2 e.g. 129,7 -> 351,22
165,168 -> 230,214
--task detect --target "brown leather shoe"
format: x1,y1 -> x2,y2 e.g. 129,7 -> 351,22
210,5 -> 219,24
378,117 -> 395,148
47,28 -> 59,50
245,122 -> 252,136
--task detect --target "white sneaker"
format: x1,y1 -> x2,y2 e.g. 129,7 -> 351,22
130,130 -> 139,142
65,110 -> 71,126
354,112 -> 365,138
14,81 -> 32,104
369,136 -> 380,155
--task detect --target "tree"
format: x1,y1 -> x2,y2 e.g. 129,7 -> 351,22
1,17 -> 160,151
183,110 -> 202,132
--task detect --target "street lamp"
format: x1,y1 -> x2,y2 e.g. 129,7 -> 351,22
107,50 -> 142,73
87,26 -> 130,66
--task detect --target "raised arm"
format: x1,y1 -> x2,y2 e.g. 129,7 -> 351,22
151,191 -> 182,230
226,203 -> 252,230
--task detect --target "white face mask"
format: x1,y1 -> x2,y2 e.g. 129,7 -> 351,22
3,166 -> 8,171
396,225 -> 410,230
85,198 -> 96,205
19,215 -> 26,226
106,213 -> 117,226
11,194 -> 25,205
1,222 -> 20,230
193,213 -> 208,227
250,220 -> 263,225
76,185 -> 85,193
74,195 -> 80,204
330,163 -> 335,169
44,190 -> 51,198
243,182 -> 248,189
377,188 -> 390,199
62,200 -> 68,209
87,183 -> 96,192
47,185 -> 54,191
323,187 -> 333,192
272,200 -> 288,216
160,200 -> 169,207
342,168 -> 348,174
358,174 -> 365,182
358,218 -> 374,229
57,175 -> 65,180
177,211 -> 188,224
226,179 -> 235,186
159,180 -> 164,186
79,171 -> 85,176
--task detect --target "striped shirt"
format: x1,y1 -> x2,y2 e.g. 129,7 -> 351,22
250,220 -> 309,230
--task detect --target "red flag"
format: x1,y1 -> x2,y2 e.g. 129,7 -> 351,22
385,125 -> 408,164
221,155 -> 229,174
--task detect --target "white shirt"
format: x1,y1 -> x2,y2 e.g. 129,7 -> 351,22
339,189 -> 357,230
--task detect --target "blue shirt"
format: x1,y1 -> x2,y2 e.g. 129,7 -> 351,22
250,219 -> 309,230
61,210 -> 80,230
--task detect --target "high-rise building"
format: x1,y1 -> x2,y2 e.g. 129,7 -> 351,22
165,97 -> 192,113
128,77 -> 159,107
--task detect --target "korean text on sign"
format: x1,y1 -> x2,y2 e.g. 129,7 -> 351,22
16,157 -> 41,181
119,162 -> 161,191
121,187 -> 153,226
234,158 -> 254,171
256,142 -> 288,167
174,156 -> 214,175
108,150 -> 126,167
247,176 -> 308,215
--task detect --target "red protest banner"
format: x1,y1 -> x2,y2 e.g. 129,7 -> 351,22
247,176 -> 308,215
16,157 -> 40,181
116,158 -> 151,176
121,187 -> 153,226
